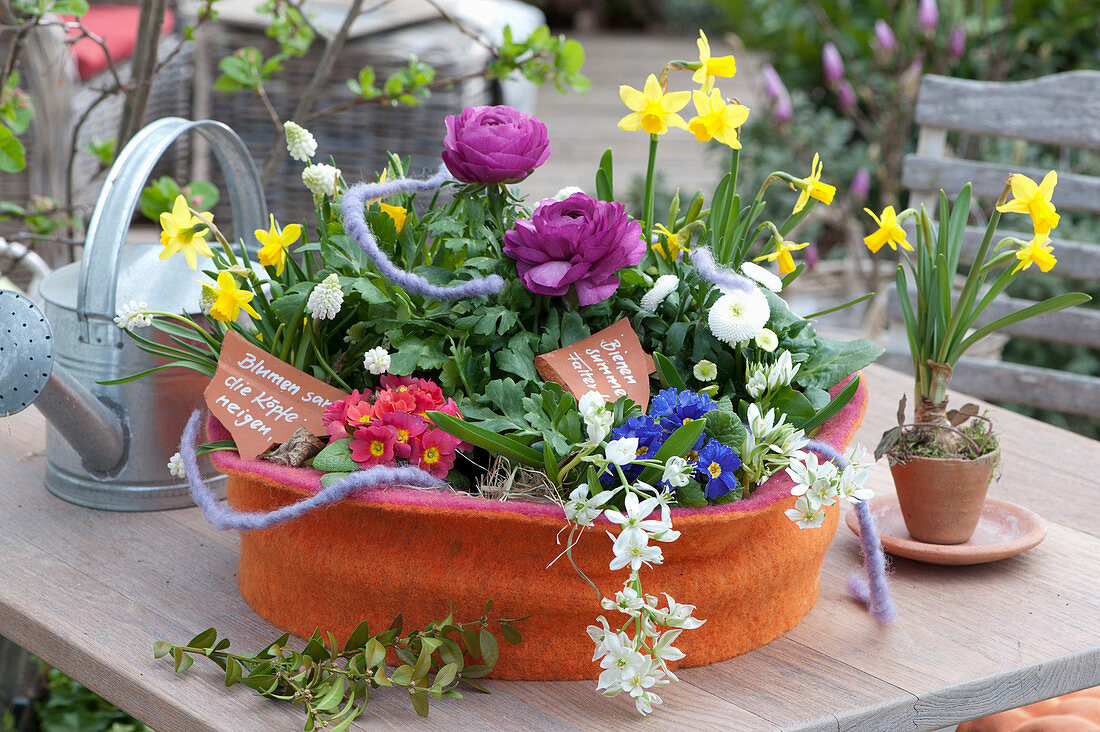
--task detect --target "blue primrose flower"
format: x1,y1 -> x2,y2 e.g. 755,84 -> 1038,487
695,439 -> 742,500
649,388 -> 717,432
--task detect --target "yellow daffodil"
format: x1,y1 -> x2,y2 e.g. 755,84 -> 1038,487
255,214 -> 301,276
790,153 -> 836,214
996,170 -> 1060,235
1012,232 -> 1057,274
378,202 -> 407,233
863,206 -> 913,253
159,195 -> 213,270
652,223 -> 688,260
692,31 -> 737,91
754,239 -> 810,275
206,270 -> 260,323
688,89 -> 750,149
618,74 -> 691,136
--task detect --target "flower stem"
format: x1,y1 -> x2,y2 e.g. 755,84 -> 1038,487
643,134 -> 659,245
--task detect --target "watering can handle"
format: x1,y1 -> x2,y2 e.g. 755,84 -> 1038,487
77,118 -> 267,344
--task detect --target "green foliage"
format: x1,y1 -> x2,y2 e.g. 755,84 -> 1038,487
84,138 -> 116,168
156,607 -> 526,728
489,25 -> 589,93
34,666 -> 152,732
138,177 -> 220,222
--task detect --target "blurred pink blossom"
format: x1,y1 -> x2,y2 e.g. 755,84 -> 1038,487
918,0 -> 938,30
874,20 -> 897,53
823,43 -> 845,84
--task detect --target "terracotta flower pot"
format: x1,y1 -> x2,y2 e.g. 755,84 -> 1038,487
888,449 -> 1000,544
209,375 -> 867,680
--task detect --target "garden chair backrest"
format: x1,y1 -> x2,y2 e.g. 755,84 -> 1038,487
891,71 -> 1100,418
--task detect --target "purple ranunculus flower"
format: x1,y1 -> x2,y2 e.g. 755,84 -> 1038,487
502,192 -> 644,306
441,105 -> 550,185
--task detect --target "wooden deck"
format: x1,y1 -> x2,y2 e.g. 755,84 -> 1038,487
522,31 -> 764,202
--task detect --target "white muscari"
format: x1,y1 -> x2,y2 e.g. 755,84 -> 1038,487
302,163 -> 341,198
707,286 -> 770,345
692,359 -> 717,381
113,300 -> 152,333
640,274 -> 679,313
307,273 -> 344,320
167,451 -> 186,478
362,346 -> 391,375
740,260 -> 783,291
283,121 -> 317,162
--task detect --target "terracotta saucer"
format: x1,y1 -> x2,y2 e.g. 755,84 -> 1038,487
845,496 -> 1046,566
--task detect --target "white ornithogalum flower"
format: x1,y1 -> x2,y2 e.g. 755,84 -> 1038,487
596,632 -> 647,691
707,286 -> 770,345
740,260 -> 783,291
362,346 -> 391,375
651,628 -> 686,665
659,593 -> 705,630
565,483 -> 616,526
113,300 -> 152,333
747,403 -> 779,437
785,495 -> 827,529
661,456 -> 692,488
755,327 -> 779,352
307,273 -> 343,320
604,492 -> 665,541
845,443 -> 868,471
605,437 -> 639,466
767,350 -> 800,390
602,586 -> 646,617
634,690 -> 664,715
620,657 -> 665,703
579,391 -> 613,444
578,391 -> 605,419
838,463 -> 873,504
746,368 -> 768,400
640,274 -> 680,313
283,121 -> 317,162
302,163 -> 341,198
692,359 -> 717,381
167,452 -> 186,478
609,532 -> 664,572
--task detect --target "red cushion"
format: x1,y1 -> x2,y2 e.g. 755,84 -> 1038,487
63,6 -> 176,80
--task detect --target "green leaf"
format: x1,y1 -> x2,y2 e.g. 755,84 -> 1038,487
675,479 -> 708,507
771,386 -> 815,424
801,375 -> 860,434
795,337 -> 883,390
434,662 -> 459,689
952,292 -> 1092,362
313,438 -> 358,472
479,628 -> 499,667
319,471 -> 352,488
364,638 -> 387,669
344,620 -> 370,652
427,410 -> 543,467
410,690 -> 430,717
653,352 -> 685,390
188,628 -> 218,649
172,648 -> 194,674
152,641 -> 172,658
638,419 -> 706,483
0,125 -> 27,173
314,676 -> 346,712
391,664 -> 415,686
702,408 -> 746,448
499,622 -> 522,645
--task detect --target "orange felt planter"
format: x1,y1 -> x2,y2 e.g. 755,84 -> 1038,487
211,375 -> 867,681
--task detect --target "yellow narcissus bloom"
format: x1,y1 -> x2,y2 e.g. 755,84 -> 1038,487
790,153 -> 836,214
688,89 -> 750,149
255,214 -> 301,276
159,195 -> 213,270
996,170 -> 1060,235
1013,232 -> 1057,274
754,239 -> 809,275
652,223 -> 687,260
863,206 -> 913,253
618,74 -> 691,136
378,202 -> 407,233
207,271 -> 260,322
692,31 -> 737,91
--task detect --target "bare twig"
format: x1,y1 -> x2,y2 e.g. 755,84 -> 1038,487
420,0 -> 495,54
116,0 -> 168,149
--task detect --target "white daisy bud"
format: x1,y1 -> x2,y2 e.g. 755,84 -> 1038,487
640,274 -> 680,313
740,261 -> 783,292
755,328 -> 779,352
307,273 -> 344,320
284,121 -> 317,162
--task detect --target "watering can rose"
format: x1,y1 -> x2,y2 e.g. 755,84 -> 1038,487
441,105 -> 551,184
503,192 -> 644,306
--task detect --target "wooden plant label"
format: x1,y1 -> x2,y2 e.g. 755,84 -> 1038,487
535,318 -> 656,410
204,332 -> 348,459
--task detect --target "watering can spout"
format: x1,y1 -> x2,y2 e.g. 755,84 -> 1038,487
36,365 -> 127,475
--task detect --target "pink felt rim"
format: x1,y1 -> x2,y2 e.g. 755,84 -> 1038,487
210,373 -> 867,522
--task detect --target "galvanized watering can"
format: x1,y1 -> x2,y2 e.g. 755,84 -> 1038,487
0,118 -> 266,510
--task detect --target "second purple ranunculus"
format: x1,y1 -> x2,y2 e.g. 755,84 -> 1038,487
503,193 -> 644,306
442,105 -> 551,185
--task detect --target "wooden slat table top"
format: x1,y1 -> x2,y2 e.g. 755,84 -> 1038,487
1,363 -> 1097,731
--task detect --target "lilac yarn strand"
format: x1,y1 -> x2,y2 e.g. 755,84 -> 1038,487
341,164 -> 504,300
179,411 -> 443,531
803,439 -> 897,624
689,247 -> 756,294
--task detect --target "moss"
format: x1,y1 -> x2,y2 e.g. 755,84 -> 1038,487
894,417 -> 999,460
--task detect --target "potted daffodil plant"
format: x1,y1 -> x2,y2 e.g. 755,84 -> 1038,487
866,174 -> 1091,544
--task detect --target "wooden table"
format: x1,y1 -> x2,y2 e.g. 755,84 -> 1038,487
1,363 -> 1097,731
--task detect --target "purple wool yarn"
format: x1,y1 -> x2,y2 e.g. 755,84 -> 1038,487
341,164 -> 504,301
689,247 -> 756,295
803,439 -> 897,624
179,411 -> 443,532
